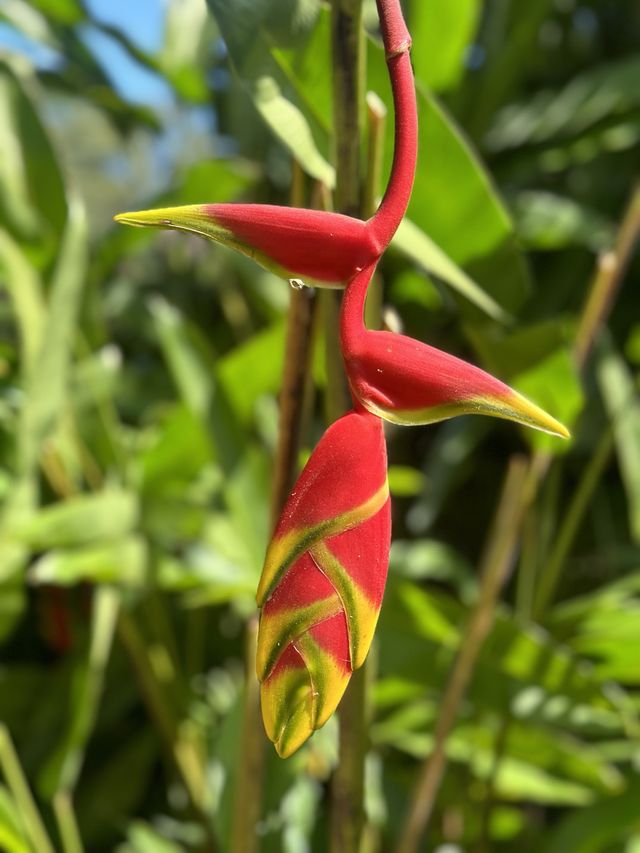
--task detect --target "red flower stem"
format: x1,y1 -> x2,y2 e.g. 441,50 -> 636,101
368,0 -> 417,251
341,261 -> 378,355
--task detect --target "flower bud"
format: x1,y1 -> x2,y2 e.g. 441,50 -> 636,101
341,265 -> 570,438
257,409 -> 390,757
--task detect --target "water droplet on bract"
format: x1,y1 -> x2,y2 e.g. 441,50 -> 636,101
289,278 -> 306,290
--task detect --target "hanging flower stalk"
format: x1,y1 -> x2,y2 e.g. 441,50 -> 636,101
115,0 -> 568,757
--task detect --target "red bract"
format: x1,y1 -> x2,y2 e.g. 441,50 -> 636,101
114,204 -> 377,287
341,264 -> 569,437
257,410 -> 390,757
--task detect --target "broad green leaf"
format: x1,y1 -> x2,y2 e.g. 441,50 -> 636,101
119,821 -> 183,853
217,320 -> 286,423
70,345 -> 122,410
466,0 -> 554,138
597,342 -> 640,543
30,537 -> 147,586
406,86 -> 530,313
554,574 -> 640,684
0,0 -> 60,50
0,786 -> 29,853
0,231 -> 45,375
387,465 -> 426,498
389,539 -> 475,595
514,348 -> 582,453
137,406 -> 212,494
149,298 -> 214,421
378,582 -> 627,732
206,0 -> 333,184
18,201 -> 88,477
149,297 -> 245,471
392,217 -> 508,321
14,490 -> 139,549
372,708 -> 602,805
26,0 -> 84,25
0,785 -> 32,853
412,0 -> 481,92
513,191 -> 614,252
160,0 -> 210,102
0,579 -> 25,645
488,56 -> 640,153
467,318 -> 574,380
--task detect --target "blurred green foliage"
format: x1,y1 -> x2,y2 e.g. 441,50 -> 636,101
0,0 -> 639,850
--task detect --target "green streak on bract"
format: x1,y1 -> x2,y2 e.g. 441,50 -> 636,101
256,481 -> 389,607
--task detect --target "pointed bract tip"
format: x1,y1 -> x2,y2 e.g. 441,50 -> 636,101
506,389 -> 571,439
113,205 -> 205,230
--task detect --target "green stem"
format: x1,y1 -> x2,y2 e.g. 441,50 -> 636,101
0,724 -> 55,853
329,1 -> 368,850
574,184 -> 640,371
396,457 -> 532,853
53,791 -> 84,853
230,617 -> 264,853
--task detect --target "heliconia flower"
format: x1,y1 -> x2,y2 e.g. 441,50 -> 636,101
256,409 -> 391,757
341,263 -> 570,438
114,204 -> 378,287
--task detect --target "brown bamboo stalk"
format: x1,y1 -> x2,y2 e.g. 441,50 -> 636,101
574,185 -> 640,371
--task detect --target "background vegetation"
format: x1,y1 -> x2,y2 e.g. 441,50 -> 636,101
0,0 -> 639,850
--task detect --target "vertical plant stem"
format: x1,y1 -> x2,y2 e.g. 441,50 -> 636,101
230,617 -> 264,853
329,1 -> 367,850
574,185 -> 640,371
53,791 -> 84,853
331,0 -> 365,219
396,457 -> 532,853
0,724 -> 55,853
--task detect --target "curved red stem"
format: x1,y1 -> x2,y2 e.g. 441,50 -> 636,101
368,0 -> 417,252
340,262 -> 378,354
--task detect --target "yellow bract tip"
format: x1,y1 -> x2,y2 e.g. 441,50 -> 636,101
509,390 -> 571,439
113,205 -> 205,230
